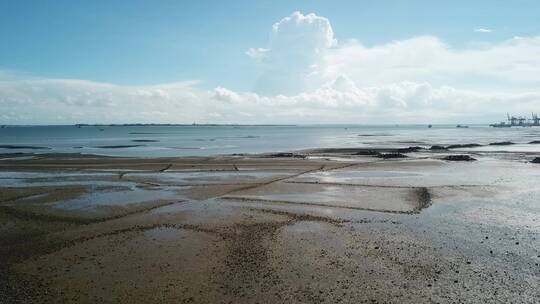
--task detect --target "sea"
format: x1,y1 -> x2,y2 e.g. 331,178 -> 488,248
1,125 -> 540,157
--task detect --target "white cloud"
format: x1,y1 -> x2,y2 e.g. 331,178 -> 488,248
249,11 -> 336,95
248,12 -> 540,95
245,48 -> 269,60
323,35 -> 540,91
2,12 -> 540,125
2,71 -> 540,125
0,75 -> 208,124
474,28 -> 493,33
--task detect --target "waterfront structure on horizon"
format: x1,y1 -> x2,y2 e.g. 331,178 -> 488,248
490,113 -> 540,127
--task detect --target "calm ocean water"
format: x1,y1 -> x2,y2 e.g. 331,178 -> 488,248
1,125 -> 539,157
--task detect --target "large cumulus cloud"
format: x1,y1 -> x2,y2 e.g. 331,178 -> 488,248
248,12 -> 336,95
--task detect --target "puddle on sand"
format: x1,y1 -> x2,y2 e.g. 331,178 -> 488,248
0,171 -> 116,179
52,187 -> 183,211
292,160 -> 540,188
0,178 -> 30,187
0,171 -> 119,188
126,171 -> 288,185
228,183 -> 421,213
298,170 -> 422,183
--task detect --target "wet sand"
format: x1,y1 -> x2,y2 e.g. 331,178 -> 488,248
1,149 -> 539,303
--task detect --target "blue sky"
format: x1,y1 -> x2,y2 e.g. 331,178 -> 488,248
1,1 -> 540,124
2,0 -> 539,90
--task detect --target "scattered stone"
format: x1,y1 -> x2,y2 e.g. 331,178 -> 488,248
443,155 -> 476,162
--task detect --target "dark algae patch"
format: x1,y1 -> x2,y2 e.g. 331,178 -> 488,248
415,187 -> 432,211
397,146 -> 423,153
353,150 -> 380,156
443,155 -> 477,161
489,141 -> 515,146
430,145 -> 448,150
265,152 -> 306,159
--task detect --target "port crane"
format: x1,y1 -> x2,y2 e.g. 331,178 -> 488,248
490,113 -> 540,127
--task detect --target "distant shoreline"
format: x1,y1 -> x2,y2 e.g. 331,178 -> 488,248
0,123 -> 493,127
74,123 -> 299,127
0,124 -> 299,127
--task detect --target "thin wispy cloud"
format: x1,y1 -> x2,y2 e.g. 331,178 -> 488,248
474,28 -> 493,33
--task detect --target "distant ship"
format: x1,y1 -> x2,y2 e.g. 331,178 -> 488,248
490,113 -> 540,128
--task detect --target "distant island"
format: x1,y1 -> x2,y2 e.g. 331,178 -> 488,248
74,123 -> 297,127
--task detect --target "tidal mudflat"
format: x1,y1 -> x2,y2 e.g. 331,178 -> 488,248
1,149 -> 539,303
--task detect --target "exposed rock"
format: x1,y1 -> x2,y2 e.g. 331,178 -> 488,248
266,152 -> 306,159
353,150 -> 380,156
397,146 -> 423,153
430,145 -> 448,150
378,153 -> 407,159
528,140 -> 540,144
531,157 -> 540,164
443,155 -> 477,161
446,144 -> 482,149
489,141 -> 514,146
